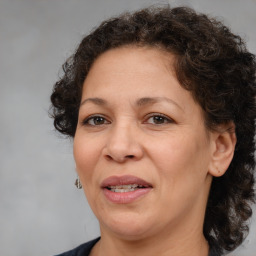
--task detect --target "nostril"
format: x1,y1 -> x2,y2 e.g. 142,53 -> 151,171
104,154 -> 135,162
106,155 -> 113,160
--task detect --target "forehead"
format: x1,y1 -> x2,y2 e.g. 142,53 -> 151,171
81,46 -> 204,119
83,46 -> 177,94
95,46 -> 173,71
80,47 -> 208,132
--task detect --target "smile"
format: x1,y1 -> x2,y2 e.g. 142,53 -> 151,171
107,184 -> 149,192
101,175 -> 153,203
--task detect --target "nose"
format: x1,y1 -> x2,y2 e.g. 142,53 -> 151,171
103,123 -> 144,163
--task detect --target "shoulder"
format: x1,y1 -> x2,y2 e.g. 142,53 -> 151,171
54,237 -> 100,256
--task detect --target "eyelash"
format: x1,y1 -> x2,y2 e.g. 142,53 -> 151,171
144,113 -> 174,125
82,113 -> 174,126
82,115 -> 110,126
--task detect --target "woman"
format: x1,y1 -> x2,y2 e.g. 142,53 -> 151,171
50,6 -> 256,256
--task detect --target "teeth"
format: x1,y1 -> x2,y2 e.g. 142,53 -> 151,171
108,184 -> 144,192
109,184 -> 138,189
112,188 -> 136,192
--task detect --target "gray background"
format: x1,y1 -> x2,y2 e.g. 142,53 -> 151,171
0,0 -> 255,255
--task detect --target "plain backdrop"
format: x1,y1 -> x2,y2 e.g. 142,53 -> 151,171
0,0 -> 255,255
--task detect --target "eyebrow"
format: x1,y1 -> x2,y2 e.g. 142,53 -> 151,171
136,97 -> 182,110
80,97 -> 107,106
80,96 -> 183,111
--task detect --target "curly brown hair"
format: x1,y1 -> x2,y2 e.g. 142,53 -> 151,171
50,6 -> 256,254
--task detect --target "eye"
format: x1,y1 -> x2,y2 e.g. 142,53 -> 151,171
145,114 -> 173,125
82,115 -> 110,126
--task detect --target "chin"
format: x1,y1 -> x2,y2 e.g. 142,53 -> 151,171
100,212 -> 155,240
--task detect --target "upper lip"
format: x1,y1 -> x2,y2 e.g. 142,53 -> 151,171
101,175 -> 153,188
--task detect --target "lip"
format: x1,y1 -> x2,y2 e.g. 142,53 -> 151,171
101,175 -> 152,188
101,175 -> 153,204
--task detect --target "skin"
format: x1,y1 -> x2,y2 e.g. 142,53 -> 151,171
73,46 -> 236,256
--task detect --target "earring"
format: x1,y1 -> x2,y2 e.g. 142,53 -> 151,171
75,177 -> 82,189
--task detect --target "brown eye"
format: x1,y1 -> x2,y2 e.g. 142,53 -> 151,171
152,116 -> 165,124
83,116 -> 109,126
146,114 -> 173,125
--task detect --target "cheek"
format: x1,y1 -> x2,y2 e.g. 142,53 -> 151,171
150,135 -> 191,170
73,136 -> 104,210
73,136 -> 102,180
151,133 -> 210,186
150,135 -> 211,217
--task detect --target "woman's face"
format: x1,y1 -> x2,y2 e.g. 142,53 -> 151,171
74,46 -> 215,240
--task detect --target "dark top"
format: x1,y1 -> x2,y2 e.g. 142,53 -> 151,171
55,237 -> 222,256
55,238 -> 100,256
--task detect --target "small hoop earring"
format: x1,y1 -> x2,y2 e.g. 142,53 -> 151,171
75,177 -> 82,189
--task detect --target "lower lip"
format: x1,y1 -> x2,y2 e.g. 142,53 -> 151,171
103,188 -> 152,204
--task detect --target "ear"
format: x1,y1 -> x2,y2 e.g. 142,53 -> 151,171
208,123 -> 237,177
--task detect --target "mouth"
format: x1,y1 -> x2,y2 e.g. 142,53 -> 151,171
106,184 -> 151,193
101,175 -> 153,190
101,175 -> 153,204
